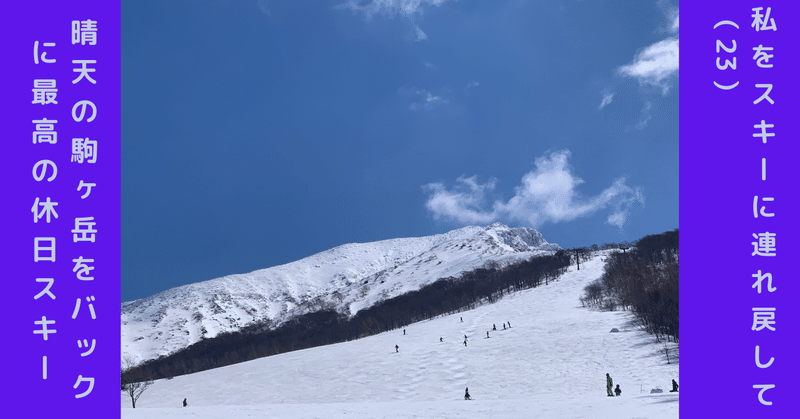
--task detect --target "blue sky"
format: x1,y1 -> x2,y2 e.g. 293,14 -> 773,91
122,0 -> 679,302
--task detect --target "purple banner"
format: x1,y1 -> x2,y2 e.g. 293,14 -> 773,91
2,2 -> 799,418
1,2 -> 120,418
682,2 -> 799,418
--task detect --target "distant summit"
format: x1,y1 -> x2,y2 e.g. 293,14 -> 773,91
122,224 -> 559,364
484,222 -> 553,251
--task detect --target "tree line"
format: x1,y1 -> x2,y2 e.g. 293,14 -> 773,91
122,250 -> 571,384
580,229 -> 679,343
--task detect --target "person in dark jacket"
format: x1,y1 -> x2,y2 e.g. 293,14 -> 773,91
395,345 -> 399,353
606,373 -> 614,396
493,324 -> 496,331
614,384 -> 621,396
183,398 -> 187,407
464,387 -> 471,400
670,379 -> 679,392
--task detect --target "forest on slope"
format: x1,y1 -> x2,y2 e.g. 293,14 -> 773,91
123,250 -> 571,383
581,229 -> 679,343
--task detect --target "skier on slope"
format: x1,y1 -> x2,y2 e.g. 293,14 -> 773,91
183,398 -> 187,407
486,331 -> 490,338
464,387 -> 472,400
396,345 -> 399,353
493,324 -> 496,331
615,384 -> 621,396
670,379 -> 679,392
440,337 -> 443,342
606,373 -> 614,396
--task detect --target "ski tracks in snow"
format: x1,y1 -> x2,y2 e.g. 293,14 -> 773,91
122,252 -> 678,418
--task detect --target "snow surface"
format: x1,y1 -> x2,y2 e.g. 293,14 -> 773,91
122,223 -> 559,364
122,252 -> 678,418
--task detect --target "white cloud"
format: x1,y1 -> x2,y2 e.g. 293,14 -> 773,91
635,101 -> 653,129
414,24 -> 428,41
424,62 -> 437,69
658,0 -> 679,33
410,92 -> 447,110
618,7 -> 679,95
400,87 -> 449,111
463,81 -> 479,95
423,150 -> 645,229
423,176 -> 499,225
599,92 -> 614,110
618,37 -> 678,95
337,0 -> 455,19
337,0 -> 456,40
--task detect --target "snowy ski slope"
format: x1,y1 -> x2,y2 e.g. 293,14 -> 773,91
122,253 -> 678,418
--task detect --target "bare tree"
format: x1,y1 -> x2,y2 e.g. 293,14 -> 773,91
122,355 -> 154,409
581,281 -> 605,307
663,342 -> 674,364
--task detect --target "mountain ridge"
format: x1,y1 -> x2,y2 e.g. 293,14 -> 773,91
122,223 -> 560,364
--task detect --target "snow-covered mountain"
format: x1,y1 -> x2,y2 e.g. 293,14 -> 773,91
122,252 -> 679,419
122,223 -> 561,364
